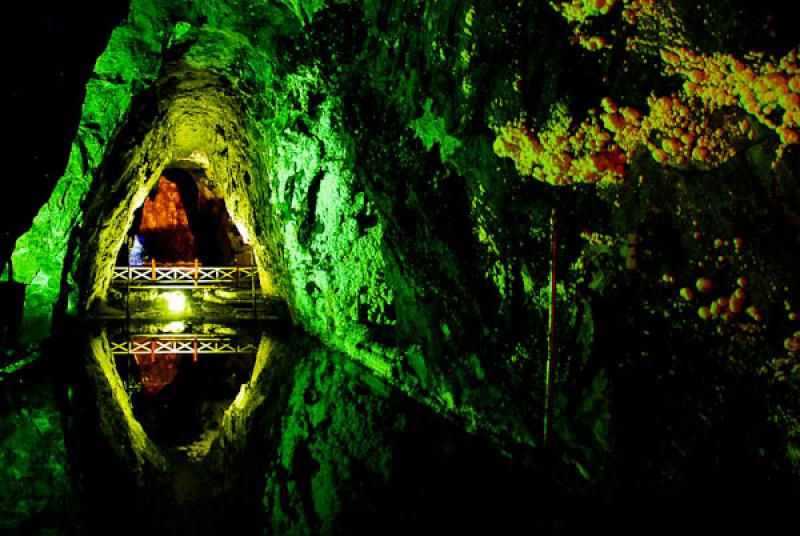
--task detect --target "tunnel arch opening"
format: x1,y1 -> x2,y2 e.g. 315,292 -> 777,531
109,167 -> 265,457
66,62 -> 289,480
77,61 -> 282,315
118,168 -> 254,268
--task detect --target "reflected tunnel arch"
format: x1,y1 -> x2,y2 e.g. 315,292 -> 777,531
65,60 -> 292,483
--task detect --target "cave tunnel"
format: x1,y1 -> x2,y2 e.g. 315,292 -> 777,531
104,164 -> 265,458
122,168 -> 252,267
3,0 -> 800,534
111,167 -> 262,458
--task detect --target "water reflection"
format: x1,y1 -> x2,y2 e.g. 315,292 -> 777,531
100,307 -> 286,456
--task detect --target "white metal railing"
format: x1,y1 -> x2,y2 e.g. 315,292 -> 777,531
110,335 -> 257,357
111,265 -> 258,287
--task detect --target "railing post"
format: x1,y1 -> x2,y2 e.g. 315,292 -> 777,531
194,258 -> 199,287
251,251 -> 257,322
544,206 -> 557,454
193,335 -> 198,363
126,262 -> 131,330
150,338 -> 156,363
151,259 -> 156,281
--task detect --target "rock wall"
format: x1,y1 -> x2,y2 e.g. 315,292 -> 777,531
260,340 -> 550,535
4,1 -> 800,527
0,373 -> 76,532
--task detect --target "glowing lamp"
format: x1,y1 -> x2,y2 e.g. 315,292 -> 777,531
163,321 -> 186,333
162,291 -> 186,313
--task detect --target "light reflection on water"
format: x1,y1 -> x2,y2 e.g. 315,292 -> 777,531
102,313 -> 284,450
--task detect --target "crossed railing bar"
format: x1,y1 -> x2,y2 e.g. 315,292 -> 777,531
111,265 -> 258,286
110,335 -> 257,357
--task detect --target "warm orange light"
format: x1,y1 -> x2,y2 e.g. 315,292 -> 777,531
133,348 -> 182,395
139,176 -> 196,261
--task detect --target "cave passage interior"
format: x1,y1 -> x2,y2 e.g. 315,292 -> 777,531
120,168 -> 252,267
123,335 -> 257,454
2,0 -> 800,534
103,166 -> 274,460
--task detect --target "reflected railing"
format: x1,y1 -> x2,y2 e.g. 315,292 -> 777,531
95,261 -> 289,450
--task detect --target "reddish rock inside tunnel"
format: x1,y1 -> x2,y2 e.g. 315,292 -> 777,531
139,176 -> 196,262
122,168 -> 251,266
126,346 -> 256,448
133,350 -> 182,396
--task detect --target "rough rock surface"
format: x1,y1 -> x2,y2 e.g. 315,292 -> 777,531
0,375 -> 76,532
3,0 -> 800,531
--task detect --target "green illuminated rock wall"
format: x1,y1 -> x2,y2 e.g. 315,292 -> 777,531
6,1 -> 173,342
13,0 -> 543,449
7,0 -> 800,517
262,345 -> 399,534
261,341 -> 545,535
0,380 -> 76,532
